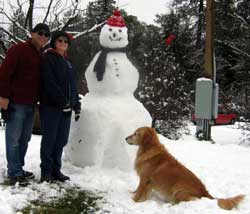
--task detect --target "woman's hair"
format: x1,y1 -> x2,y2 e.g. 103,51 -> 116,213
50,31 -> 71,48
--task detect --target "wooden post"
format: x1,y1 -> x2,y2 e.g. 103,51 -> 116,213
196,0 -> 215,141
205,0 -> 214,78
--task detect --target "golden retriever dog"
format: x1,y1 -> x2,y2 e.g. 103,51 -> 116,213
126,127 -> 244,210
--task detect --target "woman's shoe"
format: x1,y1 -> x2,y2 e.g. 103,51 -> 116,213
23,170 -> 35,180
52,171 -> 70,182
40,174 -> 55,183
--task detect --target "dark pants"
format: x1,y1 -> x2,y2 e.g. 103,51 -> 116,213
5,102 -> 34,177
39,105 -> 71,177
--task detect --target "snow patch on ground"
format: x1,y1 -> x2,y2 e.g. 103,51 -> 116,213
0,124 -> 250,214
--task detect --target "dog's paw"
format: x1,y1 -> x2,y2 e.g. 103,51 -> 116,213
133,196 -> 146,202
129,189 -> 137,194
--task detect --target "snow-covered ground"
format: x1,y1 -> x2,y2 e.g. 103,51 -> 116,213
0,123 -> 250,214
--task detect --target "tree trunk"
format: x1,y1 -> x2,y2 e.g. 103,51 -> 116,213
196,0 -> 204,48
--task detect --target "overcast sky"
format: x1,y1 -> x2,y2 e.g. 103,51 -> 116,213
110,0 -> 172,24
77,0 -> 172,24
2,0 -> 173,26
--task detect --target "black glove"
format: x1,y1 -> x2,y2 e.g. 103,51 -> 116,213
1,108 -> 11,122
74,109 -> 80,122
73,101 -> 81,122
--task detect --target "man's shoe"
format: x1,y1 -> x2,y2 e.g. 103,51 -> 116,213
52,171 -> 70,182
8,176 -> 29,187
23,171 -> 35,180
40,174 -> 55,183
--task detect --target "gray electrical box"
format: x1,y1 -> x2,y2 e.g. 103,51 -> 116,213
213,83 -> 219,119
195,78 -> 219,119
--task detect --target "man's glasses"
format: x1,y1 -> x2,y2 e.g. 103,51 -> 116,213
37,31 -> 50,38
57,39 -> 69,44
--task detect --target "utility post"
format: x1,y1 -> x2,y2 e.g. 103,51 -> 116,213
205,0 -> 214,79
195,0 -> 218,141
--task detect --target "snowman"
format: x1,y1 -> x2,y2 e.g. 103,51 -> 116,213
66,11 -> 152,171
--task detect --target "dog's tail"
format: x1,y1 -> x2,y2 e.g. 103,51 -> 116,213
217,194 -> 245,210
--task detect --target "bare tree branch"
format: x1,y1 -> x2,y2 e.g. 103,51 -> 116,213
24,0 -> 35,31
216,39 -> 250,60
0,39 -> 8,54
67,20 -> 85,28
52,0 -> 68,18
0,27 -> 25,43
61,14 -> 79,31
232,12 -> 250,30
43,0 -> 54,23
0,0 -> 104,57
61,0 -> 80,30
0,11 -> 30,36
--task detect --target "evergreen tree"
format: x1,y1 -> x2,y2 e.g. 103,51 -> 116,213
136,21 -> 192,139
84,0 -> 116,27
214,0 -> 238,90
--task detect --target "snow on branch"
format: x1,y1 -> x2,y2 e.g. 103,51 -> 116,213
0,39 -> 7,54
0,10 -> 30,36
233,12 -> 250,30
216,39 -> 250,60
73,21 -> 105,39
67,20 -> 86,29
0,54 -> 5,60
0,27 -> 25,43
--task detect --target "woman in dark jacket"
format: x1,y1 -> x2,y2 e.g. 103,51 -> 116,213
40,31 -> 81,182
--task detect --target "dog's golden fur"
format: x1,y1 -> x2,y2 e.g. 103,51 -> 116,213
126,127 -> 244,210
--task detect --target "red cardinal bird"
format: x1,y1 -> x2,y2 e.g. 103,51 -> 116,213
165,34 -> 176,45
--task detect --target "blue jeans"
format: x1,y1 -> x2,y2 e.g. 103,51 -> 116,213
39,105 -> 71,177
5,102 -> 35,177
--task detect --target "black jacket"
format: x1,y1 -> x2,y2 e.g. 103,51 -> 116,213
40,50 -> 80,112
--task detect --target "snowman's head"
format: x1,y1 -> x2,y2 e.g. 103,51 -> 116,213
100,24 -> 128,49
99,10 -> 128,49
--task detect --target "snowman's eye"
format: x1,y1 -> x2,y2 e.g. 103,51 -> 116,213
109,28 -> 112,31
119,29 -> 122,32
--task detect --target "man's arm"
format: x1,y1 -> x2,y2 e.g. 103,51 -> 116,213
0,44 -> 20,99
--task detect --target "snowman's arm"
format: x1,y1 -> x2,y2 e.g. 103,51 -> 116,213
85,51 -> 101,74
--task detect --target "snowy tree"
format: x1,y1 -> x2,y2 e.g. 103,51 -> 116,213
212,0 -> 250,118
169,0 -> 205,80
135,21 -> 192,139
